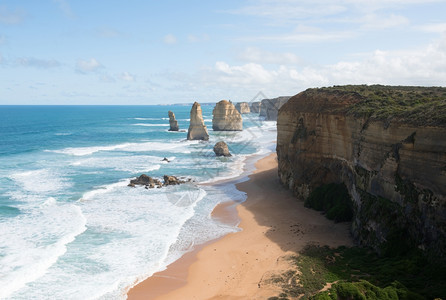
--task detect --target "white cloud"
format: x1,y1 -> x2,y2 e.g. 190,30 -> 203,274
52,0 -> 75,18
163,34 -> 177,45
418,23 -> 446,33
0,5 -> 25,24
97,27 -> 123,38
198,36 -> 446,97
15,57 -> 61,68
187,34 -> 210,43
242,30 -> 355,43
238,47 -> 301,65
360,13 -> 409,29
119,71 -> 135,82
76,58 -> 103,73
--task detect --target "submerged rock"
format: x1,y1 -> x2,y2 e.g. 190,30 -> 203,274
213,141 -> 232,157
212,100 -> 243,131
187,102 -> 209,140
235,102 -> 250,114
168,111 -> 179,131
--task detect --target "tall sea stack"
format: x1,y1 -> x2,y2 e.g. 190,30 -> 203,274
187,102 -> 209,140
212,100 -> 243,131
250,102 -> 261,113
235,102 -> 250,114
168,110 -> 179,131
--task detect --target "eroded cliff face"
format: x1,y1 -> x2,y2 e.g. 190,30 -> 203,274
213,100 -> 243,131
277,87 -> 446,257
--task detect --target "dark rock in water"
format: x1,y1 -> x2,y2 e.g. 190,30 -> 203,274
168,110 -> 179,131
162,157 -> 170,162
129,174 -> 163,188
129,174 -> 190,189
213,141 -> 232,157
163,175 -> 186,186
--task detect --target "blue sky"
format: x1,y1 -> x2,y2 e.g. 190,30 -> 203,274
1,0 -> 446,104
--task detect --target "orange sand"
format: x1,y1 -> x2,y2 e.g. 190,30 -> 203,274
127,153 -> 353,299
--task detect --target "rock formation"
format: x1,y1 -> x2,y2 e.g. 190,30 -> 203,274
213,141 -> 232,157
260,96 -> 290,120
128,174 -> 190,188
128,174 -> 163,188
168,111 -> 179,131
250,102 -> 261,113
276,85 -> 446,258
235,102 -> 250,114
212,100 -> 243,131
187,102 -> 209,140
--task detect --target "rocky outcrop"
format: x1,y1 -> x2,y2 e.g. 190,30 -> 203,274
235,102 -> 250,114
187,102 -> 209,140
260,96 -> 290,120
276,86 -> 446,258
213,141 -> 232,157
212,100 -> 243,131
128,174 -> 163,188
250,102 -> 261,113
128,174 -> 190,188
168,111 -> 179,131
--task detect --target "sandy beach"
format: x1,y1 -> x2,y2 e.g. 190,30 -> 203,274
127,153 -> 353,300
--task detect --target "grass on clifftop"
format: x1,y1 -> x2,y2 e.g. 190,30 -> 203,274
313,85 -> 446,126
268,245 -> 446,300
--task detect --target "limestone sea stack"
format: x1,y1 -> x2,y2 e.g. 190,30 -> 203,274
187,102 -> 209,140
250,101 -> 261,113
213,141 -> 231,157
168,110 -> 179,131
259,96 -> 290,121
212,100 -> 243,131
235,102 -> 250,114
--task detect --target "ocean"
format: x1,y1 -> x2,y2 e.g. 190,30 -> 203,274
0,105 -> 276,299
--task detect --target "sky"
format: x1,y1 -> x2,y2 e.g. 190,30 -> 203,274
1,0 -> 446,105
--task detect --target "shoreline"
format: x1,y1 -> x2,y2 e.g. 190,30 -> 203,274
127,153 -> 353,299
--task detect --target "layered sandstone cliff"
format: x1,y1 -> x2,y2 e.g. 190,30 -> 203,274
187,102 -> 209,140
212,100 -> 243,131
260,96 -> 290,120
250,101 -> 261,113
235,102 -> 250,114
168,110 -> 179,131
276,86 -> 446,257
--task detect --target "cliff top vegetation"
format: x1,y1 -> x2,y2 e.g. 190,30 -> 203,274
302,85 -> 446,127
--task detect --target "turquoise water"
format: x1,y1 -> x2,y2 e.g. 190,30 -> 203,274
0,105 -> 276,299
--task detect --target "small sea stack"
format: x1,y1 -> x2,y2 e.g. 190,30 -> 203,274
259,96 -> 290,121
168,111 -> 179,131
212,100 -> 243,131
235,102 -> 250,114
187,102 -> 209,140
213,141 -> 231,157
250,101 -> 261,113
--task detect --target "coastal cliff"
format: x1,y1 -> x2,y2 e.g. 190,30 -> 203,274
212,100 -> 243,131
276,85 -> 446,257
168,110 -> 179,131
260,96 -> 290,120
